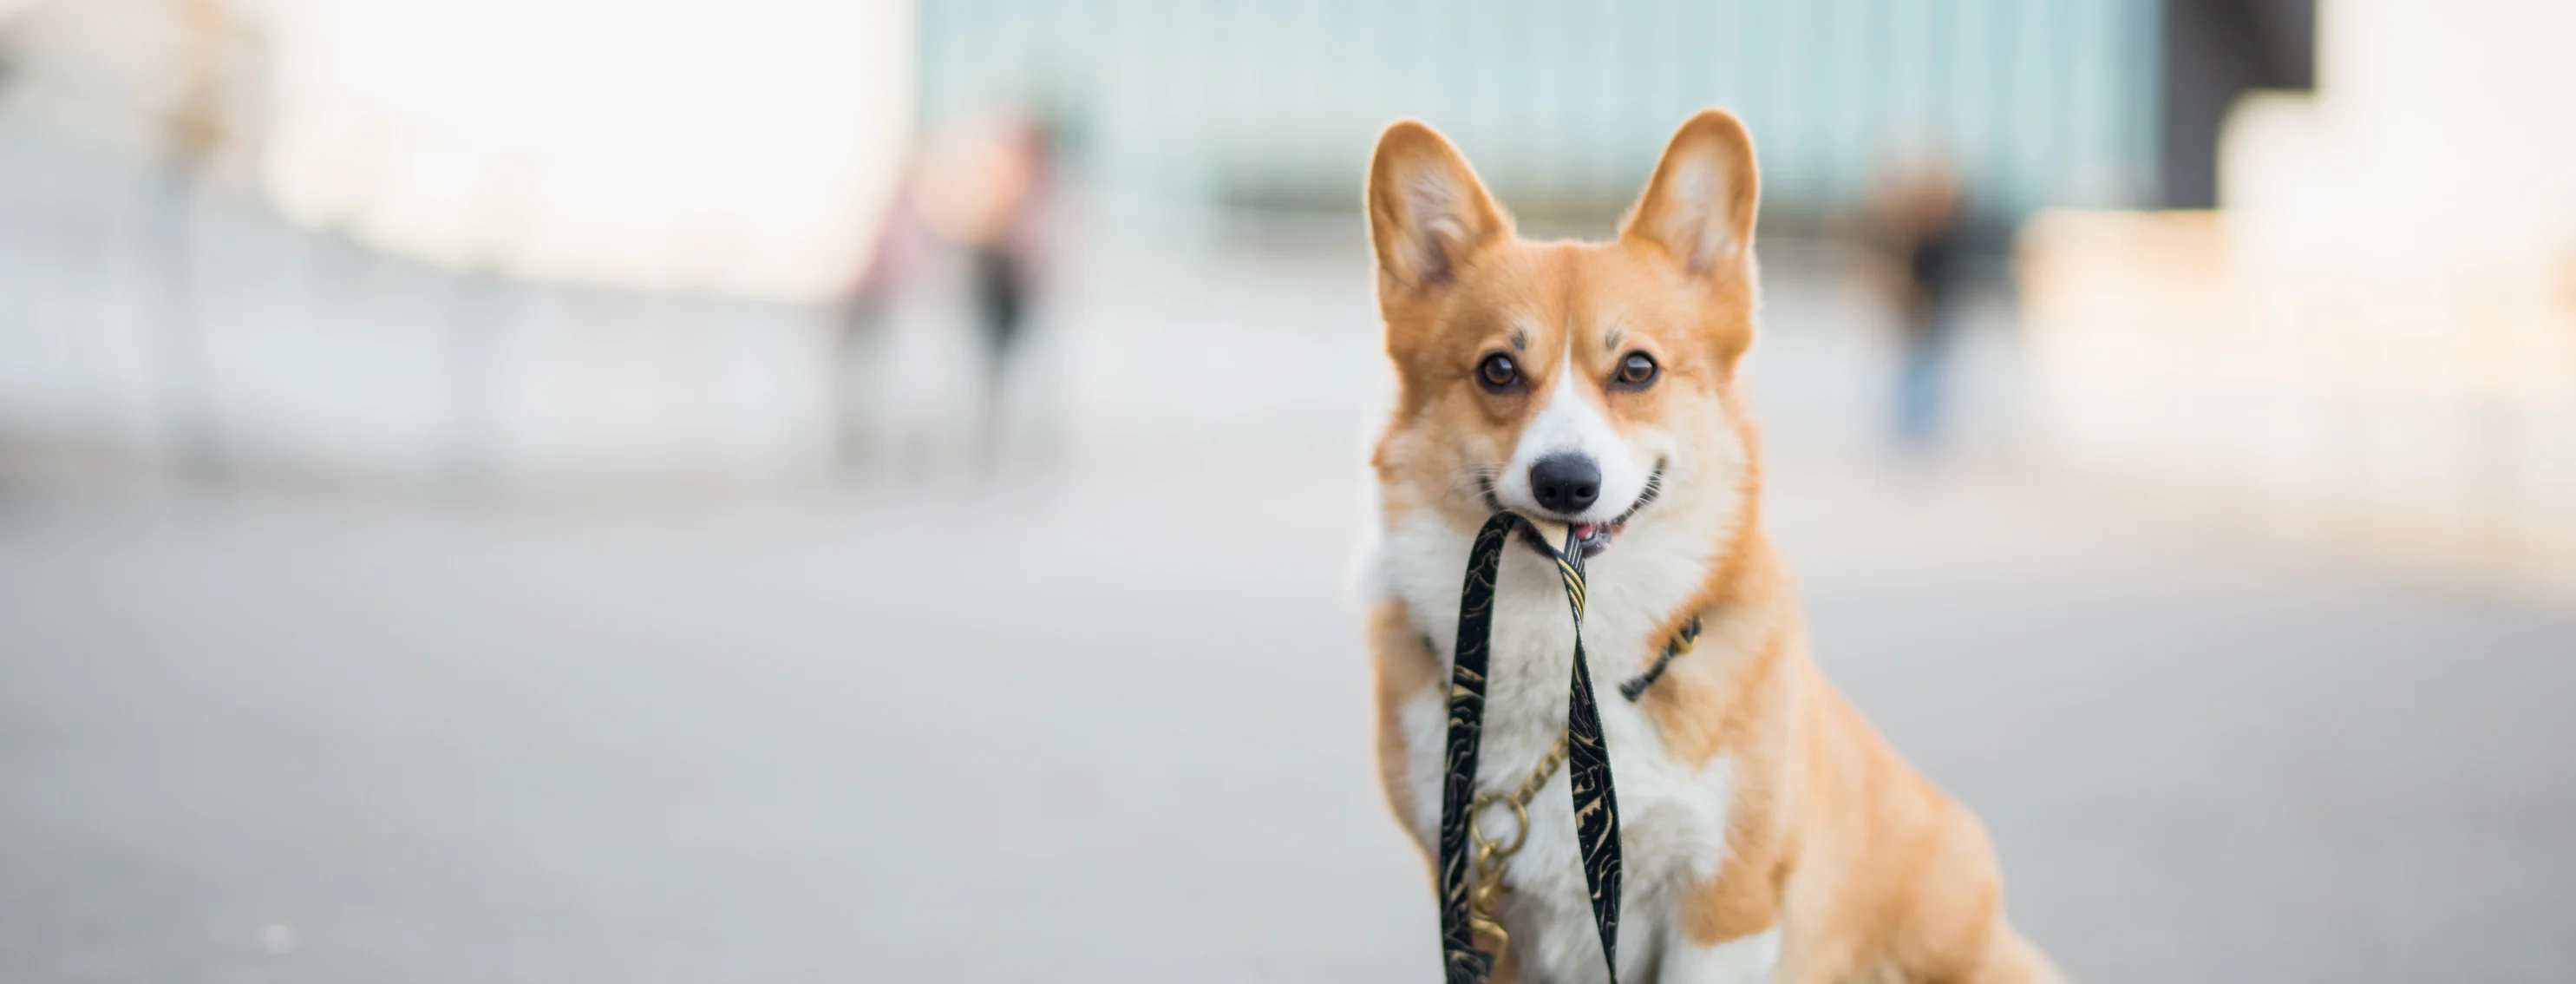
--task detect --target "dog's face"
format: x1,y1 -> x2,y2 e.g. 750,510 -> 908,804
1369,112 -> 1763,561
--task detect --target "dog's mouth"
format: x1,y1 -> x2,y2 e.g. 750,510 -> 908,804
1481,461 -> 1665,559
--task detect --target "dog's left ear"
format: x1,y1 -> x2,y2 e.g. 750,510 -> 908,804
1620,110 -> 1759,279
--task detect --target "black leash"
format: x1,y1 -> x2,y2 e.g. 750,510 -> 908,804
1619,613 -> 1701,703
1436,511 -> 1625,984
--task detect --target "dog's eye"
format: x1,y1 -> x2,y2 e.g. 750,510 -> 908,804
1476,352 -> 1521,391
1614,351 -> 1659,387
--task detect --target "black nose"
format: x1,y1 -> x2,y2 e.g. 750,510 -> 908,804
1528,453 -> 1601,515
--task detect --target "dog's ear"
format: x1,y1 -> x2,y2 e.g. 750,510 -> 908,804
1620,109 -> 1759,279
1368,121 -> 1509,297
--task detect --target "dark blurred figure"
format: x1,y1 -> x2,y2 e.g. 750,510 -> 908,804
968,119 -> 1051,386
1864,158 -> 1967,454
917,109 -> 1058,465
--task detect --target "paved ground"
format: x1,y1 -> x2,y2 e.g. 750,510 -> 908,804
5,124 -> 2576,984
8,462 -> 2576,984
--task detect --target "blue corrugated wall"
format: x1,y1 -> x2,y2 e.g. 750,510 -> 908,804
919,0 -> 2160,221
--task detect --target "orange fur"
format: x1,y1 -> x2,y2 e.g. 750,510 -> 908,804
1363,111 -> 2061,983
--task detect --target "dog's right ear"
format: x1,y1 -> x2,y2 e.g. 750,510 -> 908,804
1367,121 -> 1508,297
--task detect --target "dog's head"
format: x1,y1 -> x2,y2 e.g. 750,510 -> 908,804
1368,111 -> 1762,562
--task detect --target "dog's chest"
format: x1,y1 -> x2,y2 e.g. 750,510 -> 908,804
1390,551 -> 1735,984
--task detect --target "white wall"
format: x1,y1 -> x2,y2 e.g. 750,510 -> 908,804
262,0 -> 917,301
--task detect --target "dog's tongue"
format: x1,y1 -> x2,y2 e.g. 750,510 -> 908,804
1524,518 -> 1606,551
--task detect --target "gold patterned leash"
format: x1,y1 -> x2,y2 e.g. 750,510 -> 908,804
1462,613 -> 1703,954
1435,512 -> 1706,984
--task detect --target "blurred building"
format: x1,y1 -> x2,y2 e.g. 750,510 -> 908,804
0,0 -> 914,489
919,0 -> 2164,227
261,0 -> 915,301
2158,0 -> 2314,209
2022,0 -> 2576,601
20,0 -> 2568,543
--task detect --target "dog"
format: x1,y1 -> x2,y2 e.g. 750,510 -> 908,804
1359,110 -> 2063,984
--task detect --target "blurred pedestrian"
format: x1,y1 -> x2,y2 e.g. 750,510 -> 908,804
1864,157 -> 1968,453
836,154 -> 929,466
970,115 -> 1053,389
149,0 -> 245,482
914,109 -> 1059,467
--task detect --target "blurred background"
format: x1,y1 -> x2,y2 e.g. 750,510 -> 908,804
3,1 -> 2573,981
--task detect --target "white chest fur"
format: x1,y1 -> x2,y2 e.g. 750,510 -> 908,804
1373,509 -> 1738,984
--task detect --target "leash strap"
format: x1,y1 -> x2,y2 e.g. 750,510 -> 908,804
1437,511 -> 1624,984
1618,615 -> 1701,702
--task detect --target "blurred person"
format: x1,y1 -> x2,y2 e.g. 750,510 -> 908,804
966,115 -> 1053,391
147,0 -> 246,482
912,108 -> 1059,469
835,154 -> 931,467
1863,154 -> 1968,455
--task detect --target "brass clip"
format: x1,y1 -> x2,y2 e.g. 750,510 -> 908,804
1466,790 -> 1531,953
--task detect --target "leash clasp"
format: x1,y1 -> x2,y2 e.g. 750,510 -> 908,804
1465,789 -> 1532,953
1468,842 -> 1512,951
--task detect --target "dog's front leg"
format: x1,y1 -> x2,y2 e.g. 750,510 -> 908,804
1661,851 -> 1785,984
1659,927 -> 1780,984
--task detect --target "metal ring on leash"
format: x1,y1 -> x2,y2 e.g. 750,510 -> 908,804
1468,791 -> 1531,858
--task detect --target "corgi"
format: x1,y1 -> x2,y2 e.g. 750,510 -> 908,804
1360,111 -> 2063,984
